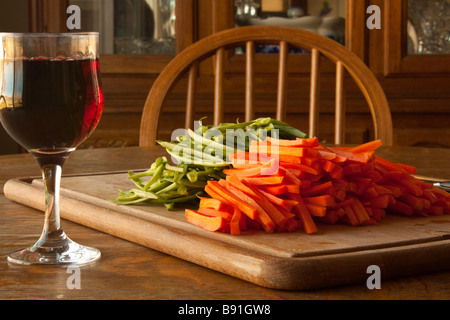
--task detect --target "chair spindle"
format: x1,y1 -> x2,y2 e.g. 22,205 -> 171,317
335,61 -> 345,145
214,47 -> 225,126
185,63 -> 198,129
309,48 -> 320,139
245,41 -> 255,122
276,41 -> 288,121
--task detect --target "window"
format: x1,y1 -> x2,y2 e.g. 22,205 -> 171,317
234,0 -> 346,45
69,0 -> 176,55
407,0 -> 450,54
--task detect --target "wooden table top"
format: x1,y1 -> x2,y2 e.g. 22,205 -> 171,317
1,145 -> 450,300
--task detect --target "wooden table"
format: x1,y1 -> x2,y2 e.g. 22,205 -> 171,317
1,146 -> 450,300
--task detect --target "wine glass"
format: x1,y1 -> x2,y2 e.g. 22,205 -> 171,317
0,32 -> 103,265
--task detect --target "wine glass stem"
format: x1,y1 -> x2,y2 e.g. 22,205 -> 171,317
35,164 -> 68,248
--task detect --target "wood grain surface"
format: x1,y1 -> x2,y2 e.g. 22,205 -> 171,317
1,146 -> 450,299
4,171 -> 450,290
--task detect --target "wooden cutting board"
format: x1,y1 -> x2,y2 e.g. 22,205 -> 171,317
4,172 -> 450,290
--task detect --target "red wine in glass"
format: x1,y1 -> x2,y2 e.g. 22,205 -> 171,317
0,33 -> 103,265
1,58 -> 103,166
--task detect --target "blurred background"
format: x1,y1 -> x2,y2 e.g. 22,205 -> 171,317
1,0 -> 449,155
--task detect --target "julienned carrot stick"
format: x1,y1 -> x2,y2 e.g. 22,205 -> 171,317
305,203 -> 327,217
280,166 -> 302,186
349,139 -> 382,153
284,184 -> 300,194
222,166 -> 263,177
241,176 -> 284,185
261,184 -> 287,195
279,162 -> 319,175
226,175 -> 287,228
203,185 -> 232,206
316,210 -> 341,224
230,207 -> 242,235
237,208 -> 248,231
321,160 -> 336,173
198,196 -> 230,212
264,136 -> 320,147
388,200 -> 414,216
303,195 -> 336,207
228,151 -> 262,163
197,207 -> 233,221
399,192 -> 426,211
375,155 -> 416,174
206,181 -> 258,220
241,181 -> 289,229
429,205 -> 444,215
286,193 -> 318,234
221,180 -> 275,232
390,175 -> 424,197
184,137 -> 450,235
257,188 -> 298,212
250,144 -> 320,159
349,197 -> 371,225
222,158 -> 280,177
185,209 -> 228,232
301,181 -> 334,196
342,204 -> 359,226
362,194 -> 390,208
283,218 -> 300,232
433,187 -> 450,199
331,149 -> 373,164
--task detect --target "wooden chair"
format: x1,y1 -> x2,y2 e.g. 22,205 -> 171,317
139,26 -> 393,147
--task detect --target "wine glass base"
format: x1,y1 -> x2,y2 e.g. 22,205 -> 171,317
7,239 -> 101,266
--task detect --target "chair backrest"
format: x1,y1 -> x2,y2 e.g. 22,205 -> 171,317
139,26 -> 393,147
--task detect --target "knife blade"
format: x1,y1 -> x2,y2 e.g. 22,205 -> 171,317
433,181 -> 450,192
415,175 -> 450,193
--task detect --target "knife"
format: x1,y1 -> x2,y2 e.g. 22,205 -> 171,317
432,181 -> 450,192
414,175 -> 450,193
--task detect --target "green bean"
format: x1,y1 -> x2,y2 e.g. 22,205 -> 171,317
158,141 -> 224,164
166,149 -> 228,167
188,129 -> 235,155
143,161 -> 165,191
155,182 -> 179,195
114,117 -> 308,209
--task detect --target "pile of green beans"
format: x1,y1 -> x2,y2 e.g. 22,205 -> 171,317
113,117 -> 307,209
159,117 -> 308,166
113,156 -> 225,210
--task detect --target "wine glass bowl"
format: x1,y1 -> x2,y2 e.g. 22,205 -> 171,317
0,32 -> 103,265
